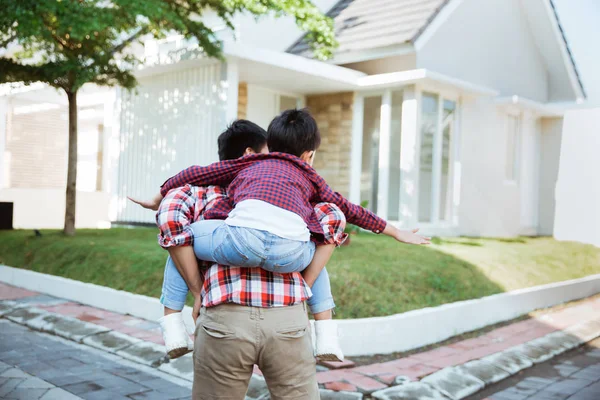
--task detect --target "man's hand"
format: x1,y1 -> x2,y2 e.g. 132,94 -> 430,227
395,228 -> 431,245
127,193 -> 164,211
192,296 -> 202,325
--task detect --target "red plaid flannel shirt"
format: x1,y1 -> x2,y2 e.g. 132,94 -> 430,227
156,185 -> 347,308
160,152 -> 386,242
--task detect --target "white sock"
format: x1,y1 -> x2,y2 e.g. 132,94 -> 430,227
159,313 -> 193,353
314,319 -> 344,362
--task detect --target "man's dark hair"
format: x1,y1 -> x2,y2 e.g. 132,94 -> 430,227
218,120 -> 267,160
267,108 -> 321,157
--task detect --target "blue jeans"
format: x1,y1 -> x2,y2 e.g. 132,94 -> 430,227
160,220 -> 335,314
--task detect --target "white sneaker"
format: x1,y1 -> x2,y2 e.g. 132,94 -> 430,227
314,320 -> 344,362
159,313 -> 194,359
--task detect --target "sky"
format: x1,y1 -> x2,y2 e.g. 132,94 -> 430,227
553,0 -> 600,106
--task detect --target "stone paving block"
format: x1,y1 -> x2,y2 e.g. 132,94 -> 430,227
16,376 -> 54,389
571,363 -> 600,381
482,348 -> 533,375
526,332 -> 580,358
244,375 -> 269,399
511,343 -> 554,364
82,331 -> 142,353
320,389 -> 364,399
537,378 -> 593,397
456,359 -> 510,385
489,387 -> 530,400
325,381 -> 358,392
0,378 -> 23,397
0,301 -> 25,317
343,373 -> 388,394
564,321 -> 600,343
36,313 -> 111,342
4,307 -> 49,325
320,359 -> 356,369
39,387 -> 83,400
421,367 -> 484,399
13,295 -> 68,307
0,284 -> 38,300
372,382 -> 449,400
1,368 -> 29,378
116,341 -> 167,367
4,387 -> 50,399
158,353 -> 194,382
554,362 -> 581,377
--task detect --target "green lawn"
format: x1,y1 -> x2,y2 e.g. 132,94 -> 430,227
1,229 -> 599,319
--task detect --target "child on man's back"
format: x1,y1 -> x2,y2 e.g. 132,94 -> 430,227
142,109 -> 431,361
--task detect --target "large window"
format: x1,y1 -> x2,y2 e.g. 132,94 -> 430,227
505,114 -> 520,182
418,93 -> 457,223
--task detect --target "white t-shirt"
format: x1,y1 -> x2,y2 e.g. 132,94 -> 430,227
225,199 -> 310,242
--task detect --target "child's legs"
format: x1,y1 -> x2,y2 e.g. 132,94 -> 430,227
190,221 -> 264,267
306,267 -> 335,319
160,256 -> 189,314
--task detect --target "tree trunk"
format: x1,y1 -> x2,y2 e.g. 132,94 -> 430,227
63,90 -> 78,236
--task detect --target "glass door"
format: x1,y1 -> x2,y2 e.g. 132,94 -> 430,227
418,93 -> 457,224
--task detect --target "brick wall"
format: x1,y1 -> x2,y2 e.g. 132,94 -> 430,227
306,92 -> 354,197
238,82 -> 247,119
6,102 -> 68,189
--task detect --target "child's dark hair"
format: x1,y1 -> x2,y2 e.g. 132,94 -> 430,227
267,108 -> 321,157
218,120 -> 267,160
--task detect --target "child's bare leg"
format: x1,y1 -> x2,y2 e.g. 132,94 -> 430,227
164,306 -> 180,316
168,246 -> 203,323
313,309 -> 332,320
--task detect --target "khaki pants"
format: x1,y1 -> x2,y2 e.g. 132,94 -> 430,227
192,302 -> 319,400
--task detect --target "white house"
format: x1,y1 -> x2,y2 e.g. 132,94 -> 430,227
0,0 -> 590,239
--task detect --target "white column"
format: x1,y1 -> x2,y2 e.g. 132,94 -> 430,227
0,97 -> 7,190
430,96 -> 444,223
399,86 -> 420,227
519,110 -> 539,234
376,89 -> 392,220
108,88 -> 121,223
225,61 -> 239,124
349,94 -> 364,204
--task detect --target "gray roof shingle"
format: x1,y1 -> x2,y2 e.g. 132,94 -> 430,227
288,0 -> 449,58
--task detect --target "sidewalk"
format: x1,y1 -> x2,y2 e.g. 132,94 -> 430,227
1,282 -> 600,399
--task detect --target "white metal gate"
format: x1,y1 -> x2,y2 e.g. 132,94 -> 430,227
115,62 -> 228,223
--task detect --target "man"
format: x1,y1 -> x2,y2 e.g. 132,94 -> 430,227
133,120 -> 346,399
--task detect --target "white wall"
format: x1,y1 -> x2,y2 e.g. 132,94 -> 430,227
538,117 -> 563,235
233,0 -> 339,52
417,0 -> 549,102
554,108 -> 600,247
457,97 -> 545,237
458,97 -> 519,236
115,62 -> 228,224
0,188 -> 110,229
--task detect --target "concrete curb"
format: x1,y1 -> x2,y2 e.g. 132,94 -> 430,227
2,265 -> 600,356
2,298 -> 600,399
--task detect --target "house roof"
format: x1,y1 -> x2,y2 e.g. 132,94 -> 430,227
287,0 -> 585,99
287,0 -> 450,58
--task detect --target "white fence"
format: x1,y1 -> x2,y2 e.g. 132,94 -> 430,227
115,62 -> 228,224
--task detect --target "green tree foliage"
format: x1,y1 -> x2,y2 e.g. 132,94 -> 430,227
0,0 -> 336,234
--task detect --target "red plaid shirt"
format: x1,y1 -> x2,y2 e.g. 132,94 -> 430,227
200,265 -> 311,308
160,152 -> 386,242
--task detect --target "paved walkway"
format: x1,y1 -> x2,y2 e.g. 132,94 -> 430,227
468,338 -> 600,400
0,320 -> 191,399
2,281 -> 600,399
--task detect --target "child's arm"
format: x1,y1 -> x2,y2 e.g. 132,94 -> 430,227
129,156 -> 260,210
159,160 -> 242,197
317,182 -> 430,245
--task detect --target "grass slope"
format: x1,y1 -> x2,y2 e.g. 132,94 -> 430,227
1,229 -> 599,319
